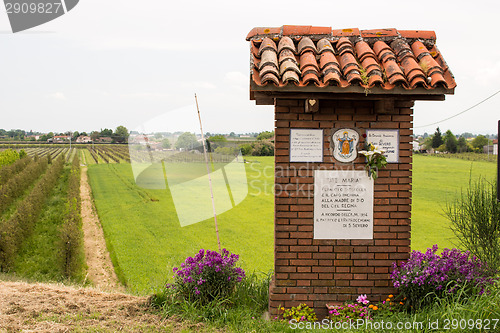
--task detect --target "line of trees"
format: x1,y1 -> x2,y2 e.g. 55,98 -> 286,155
0,155 -> 31,186
0,156 -> 64,271
0,126 -> 130,143
423,127 -> 493,153
171,131 -> 275,156
0,156 -> 48,215
60,155 -> 85,280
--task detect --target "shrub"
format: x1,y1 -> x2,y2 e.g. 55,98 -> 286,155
239,143 -> 252,155
279,303 -> 317,323
390,245 -> 497,309
256,131 -> 274,141
214,146 -> 240,156
251,140 -> 274,156
0,156 -> 31,186
0,149 -> 20,167
166,248 -> 245,305
445,177 -> 500,271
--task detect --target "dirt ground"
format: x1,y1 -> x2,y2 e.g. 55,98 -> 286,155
0,281 -> 180,332
0,166 -> 211,332
80,166 -> 124,292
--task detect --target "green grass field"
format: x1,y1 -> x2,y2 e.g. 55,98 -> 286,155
87,157 -> 274,294
411,155 -> 496,252
87,155 -> 497,294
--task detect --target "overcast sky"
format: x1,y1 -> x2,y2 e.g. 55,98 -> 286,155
1,0 -> 499,136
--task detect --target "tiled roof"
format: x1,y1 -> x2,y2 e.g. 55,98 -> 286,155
247,26 -> 456,95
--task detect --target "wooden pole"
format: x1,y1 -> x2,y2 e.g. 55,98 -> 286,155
497,120 -> 499,202
195,94 -> 222,252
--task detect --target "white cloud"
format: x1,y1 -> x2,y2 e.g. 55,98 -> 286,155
119,92 -> 171,100
224,71 -> 248,86
224,71 -> 248,92
180,81 -> 217,90
473,61 -> 500,87
47,92 -> 66,100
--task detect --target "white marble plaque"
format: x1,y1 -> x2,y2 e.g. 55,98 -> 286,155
289,129 -> 323,162
365,129 -> 399,163
314,170 -> 374,239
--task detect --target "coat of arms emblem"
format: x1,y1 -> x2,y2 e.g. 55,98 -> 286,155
332,128 -> 359,163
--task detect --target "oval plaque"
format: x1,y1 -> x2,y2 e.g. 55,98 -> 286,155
332,128 -> 359,163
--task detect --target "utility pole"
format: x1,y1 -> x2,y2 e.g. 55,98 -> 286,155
497,120 -> 499,202
195,94 -> 222,253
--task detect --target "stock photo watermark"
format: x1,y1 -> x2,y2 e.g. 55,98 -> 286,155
3,0 -> 79,32
289,318 -> 499,331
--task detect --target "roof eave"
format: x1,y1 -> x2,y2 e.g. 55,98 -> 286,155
250,81 -> 452,104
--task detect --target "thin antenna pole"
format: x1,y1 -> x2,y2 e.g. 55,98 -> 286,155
195,94 -> 222,252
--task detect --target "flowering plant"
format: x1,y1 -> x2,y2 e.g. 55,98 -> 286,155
358,143 -> 387,180
356,294 -> 370,305
368,294 -> 406,318
326,302 -> 371,323
391,245 -> 497,309
278,304 -> 317,322
166,248 -> 245,304
326,294 -> 374,323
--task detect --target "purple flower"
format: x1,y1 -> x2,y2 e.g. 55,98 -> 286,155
169,248 -> 246,302
391,244 -> 497,306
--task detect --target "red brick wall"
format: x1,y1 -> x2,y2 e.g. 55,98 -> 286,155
270,98 -> 414,318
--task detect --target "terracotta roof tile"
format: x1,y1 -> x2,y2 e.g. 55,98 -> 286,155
248,25 -> 456,94
278,36 -> 296,54
258,37 -> 278,56
319,52 -> 339,70
298,37 -> 317,54
399,30 -> 436,41
360,28 -> 398,38
332,28 -> 360,38
317,38 -> 334,54
278,49 -> 297,66
355,41 -> 376,61
303,72 -> 321,86
299,51 -> 319,72
283,25 -> 331,37
282,70 -> 300,84
279,59 -> 300,76
259,49 -> 278,70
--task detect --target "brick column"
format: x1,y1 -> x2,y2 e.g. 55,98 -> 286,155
269,98 -> 414,319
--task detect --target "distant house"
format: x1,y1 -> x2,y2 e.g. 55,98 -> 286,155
76,135 -> 92,143
99,137 -> 113,143
484,139 -> 498,155
52,135 -> 70,142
